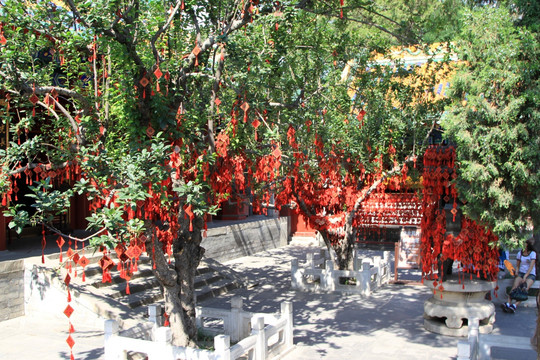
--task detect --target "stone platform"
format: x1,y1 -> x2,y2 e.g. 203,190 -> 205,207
424,274 -> 496,337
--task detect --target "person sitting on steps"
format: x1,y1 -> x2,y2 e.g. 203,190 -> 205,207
502,239 -> 536,313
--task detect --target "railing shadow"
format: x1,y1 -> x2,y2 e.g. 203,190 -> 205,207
200,245 -> 461,358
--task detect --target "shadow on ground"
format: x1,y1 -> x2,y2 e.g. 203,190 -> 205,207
200,245 -> 464,359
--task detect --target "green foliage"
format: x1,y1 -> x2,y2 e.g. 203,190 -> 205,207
0,0 -> 457,244
6,178 -> 72,233
173,181 -> 220,217
442,5 -> 540,248
4,204 -> 30,234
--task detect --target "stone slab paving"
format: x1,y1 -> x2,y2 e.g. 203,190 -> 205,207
207,243 -> 538,360
0,242 -> 537,359
0,310 -> 104,360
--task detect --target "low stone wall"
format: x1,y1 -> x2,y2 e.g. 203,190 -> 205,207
0,259 -> 25,321
0,216 -> 290,324
202,216 -> 290,263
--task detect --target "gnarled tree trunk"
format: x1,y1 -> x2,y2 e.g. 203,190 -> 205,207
146,215 -> 205,347
318,228 -> 356,271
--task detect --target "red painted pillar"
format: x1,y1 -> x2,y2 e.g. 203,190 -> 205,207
70,194 -> 89,230
0,211 -> 6,251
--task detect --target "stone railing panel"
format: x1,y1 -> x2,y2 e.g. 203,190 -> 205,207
105,298 -> 294,360
291,250 -> 391,296
457,318 -> 534,360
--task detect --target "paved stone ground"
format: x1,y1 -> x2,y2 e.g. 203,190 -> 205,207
0,241 -> 537,359
214,244 -> 538,360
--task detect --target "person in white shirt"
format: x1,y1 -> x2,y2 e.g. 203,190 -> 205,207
502,239 -> 536,313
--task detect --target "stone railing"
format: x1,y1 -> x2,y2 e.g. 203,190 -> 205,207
291,249 -> 391,296
457,318 -> 534,360
104,297 -> 293,360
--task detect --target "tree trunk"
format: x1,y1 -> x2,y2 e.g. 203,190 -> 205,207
319,227 -> 356,271
147,215 -> 205,347
169,231 -> 204,347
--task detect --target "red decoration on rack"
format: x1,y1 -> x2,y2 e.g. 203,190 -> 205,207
420,145 -> 499,289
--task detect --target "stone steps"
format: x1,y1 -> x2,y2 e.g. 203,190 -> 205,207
43,252 -> 249,331
289,235 -> 320,247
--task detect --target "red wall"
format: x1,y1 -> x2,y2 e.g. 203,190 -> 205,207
280,207 -> 316,237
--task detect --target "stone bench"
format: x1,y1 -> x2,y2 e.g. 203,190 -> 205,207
494,278 -> 539,307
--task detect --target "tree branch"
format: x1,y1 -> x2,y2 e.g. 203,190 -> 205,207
8,161 -> 72,176
65,0 -> 146,70
44,223 -> 108,244
47,96 -> 85,146
146,226 -> 177,287
1,68 -> 92,114
177,1 -> 252,83
296,2 -> 418,44
151,0 -> 184,63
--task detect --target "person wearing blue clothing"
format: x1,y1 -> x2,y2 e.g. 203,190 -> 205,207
502,240 -> 536,313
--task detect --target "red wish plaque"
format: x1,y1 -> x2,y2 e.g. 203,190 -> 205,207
139,76 -> 150,87
29,93 -> 39,105
78,256 -> 89,268
64,304 -> 74,318
126,245 -> 142,259
66,335 -> 75,348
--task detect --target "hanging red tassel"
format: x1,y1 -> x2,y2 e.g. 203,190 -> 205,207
163,312 -> 170,327
152,239 -> 156,270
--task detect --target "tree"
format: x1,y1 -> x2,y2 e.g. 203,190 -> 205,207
0,0 -> 455,347
442,3 -> 540,249
274,43 -> 453,270
0,0 -> 254,347
259,1 -> 458,271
